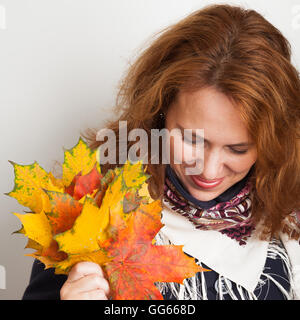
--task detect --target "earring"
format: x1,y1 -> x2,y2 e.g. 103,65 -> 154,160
156,112 -> 165,129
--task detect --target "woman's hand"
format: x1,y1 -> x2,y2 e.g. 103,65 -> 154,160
60,261 -> 111,300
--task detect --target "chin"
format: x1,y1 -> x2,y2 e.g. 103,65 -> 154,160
189,189 -> 221,202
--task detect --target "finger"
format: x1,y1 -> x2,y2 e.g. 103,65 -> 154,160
67,261 -> 104,282
64,289 -> 108,300
66,273 -> 110,296
82,289 -> 109,300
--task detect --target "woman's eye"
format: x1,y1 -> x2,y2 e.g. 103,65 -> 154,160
184,138 -> 197,145
183,138 -> 248,154
231,148 -> 248,154
182,134 -> 205,146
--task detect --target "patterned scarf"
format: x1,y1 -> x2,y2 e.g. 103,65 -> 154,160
163,165 -> 256,246
163,165 -> 300,246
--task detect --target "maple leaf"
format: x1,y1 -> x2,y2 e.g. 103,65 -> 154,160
101,201 -> 207,300
48,172 -> 65,190
42,190 -> 83,235
98,160 -> 150,230
94,168 -> 119,207
7,138 -> 107,273
65,164 -> 102,200
62,137 -> 101,188
54,196 -> 109,255
137,181 -> 154,203
13,211 -> 53,248
9,137 -> 207,297
5,161 -> 63,214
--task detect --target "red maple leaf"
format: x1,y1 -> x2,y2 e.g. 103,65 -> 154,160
101,201 -> 207,300
65,164 -> 102,200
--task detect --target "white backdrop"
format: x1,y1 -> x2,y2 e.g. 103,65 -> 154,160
1,0 -> 299,300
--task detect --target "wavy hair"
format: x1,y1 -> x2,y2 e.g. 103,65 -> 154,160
82,4 -> 300,239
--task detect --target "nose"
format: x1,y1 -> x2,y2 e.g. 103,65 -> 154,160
200,149 -> 223,179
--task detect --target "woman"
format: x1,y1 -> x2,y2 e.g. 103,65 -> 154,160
23,4 -> 300,300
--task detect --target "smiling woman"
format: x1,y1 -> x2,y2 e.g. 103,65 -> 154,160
22,3 -> 300,300
165,86 -> 257,202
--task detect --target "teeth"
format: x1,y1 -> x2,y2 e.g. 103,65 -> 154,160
197,179 -> 218,184
193,176 -> 222,187
197,179 -> 220,185
202,181 -> 218,185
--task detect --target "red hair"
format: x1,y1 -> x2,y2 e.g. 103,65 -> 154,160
82,4 -> 300,239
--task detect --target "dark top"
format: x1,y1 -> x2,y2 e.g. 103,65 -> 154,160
23,248 -> 290,300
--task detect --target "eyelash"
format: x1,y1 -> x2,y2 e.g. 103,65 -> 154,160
231,149 -> 247,155
184,139 -> 248,155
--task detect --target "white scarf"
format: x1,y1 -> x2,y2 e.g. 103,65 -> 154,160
154,203 -> 300,300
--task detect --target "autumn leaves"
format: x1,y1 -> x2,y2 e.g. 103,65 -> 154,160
7,137 -> 206,299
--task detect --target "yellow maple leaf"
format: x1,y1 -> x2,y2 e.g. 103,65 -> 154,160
138,182 -> 154,203
26,248 -> 110,275
122,160 -> 150,189
25,238 -> 43,251
54,250 -> 110,274
100,160 -> 150,228
62,137 -> 101,188
6,161 -> 63,213
13,211 -> 52,248
48,172 -> 65,190
54,197 -> 109,255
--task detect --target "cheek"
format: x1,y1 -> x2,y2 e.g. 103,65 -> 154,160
182,143 -> 203,165
226,153 -> 257,173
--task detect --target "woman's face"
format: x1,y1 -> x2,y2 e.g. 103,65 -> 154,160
165,86 -> 257,202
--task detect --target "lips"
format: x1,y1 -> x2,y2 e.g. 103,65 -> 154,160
190,175 -> 224,189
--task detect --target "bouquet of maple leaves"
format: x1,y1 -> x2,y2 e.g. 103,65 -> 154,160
7,137 -> 206,300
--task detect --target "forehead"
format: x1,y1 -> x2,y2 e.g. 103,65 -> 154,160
169,87 -> 250,143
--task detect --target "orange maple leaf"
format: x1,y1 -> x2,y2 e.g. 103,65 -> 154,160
43,190 -> 83,235
101,201 -> 207,300
65,164 -> 102,200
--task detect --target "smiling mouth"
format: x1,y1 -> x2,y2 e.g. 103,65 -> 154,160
190,175 -> 224,189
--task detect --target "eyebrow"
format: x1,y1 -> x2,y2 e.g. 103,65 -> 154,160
176,123 -> 251,147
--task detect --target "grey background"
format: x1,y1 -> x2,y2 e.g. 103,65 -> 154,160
1,0 -> 300,300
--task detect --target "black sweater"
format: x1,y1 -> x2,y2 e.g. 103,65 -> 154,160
22,249 -> 290,300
